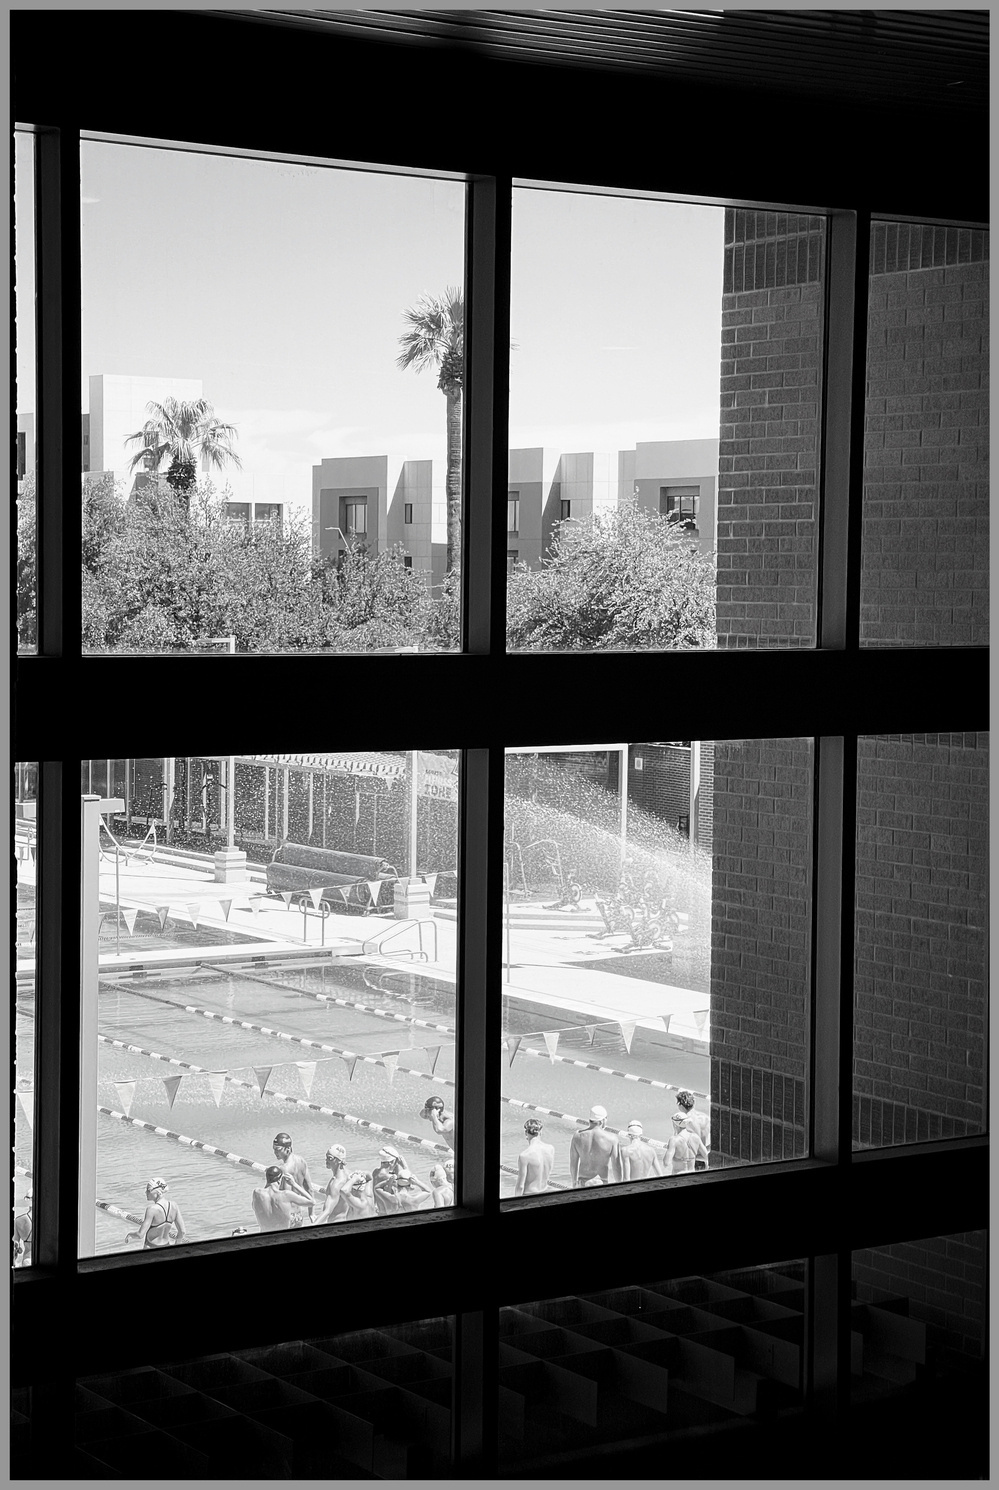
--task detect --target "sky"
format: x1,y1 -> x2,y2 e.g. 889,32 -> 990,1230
15,132 -> 725,512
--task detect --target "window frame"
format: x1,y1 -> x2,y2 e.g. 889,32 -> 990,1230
11,13 -> 988,1477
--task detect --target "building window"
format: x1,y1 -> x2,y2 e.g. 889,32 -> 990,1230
507,494 -> 519,535
559,499 -> 571,522
404,503 -> 413,524
506,549 -> 518,571
404,555 -> 413,569
660,484 -> 699,521
344,498 -> 367,537
16,431 -> 26,480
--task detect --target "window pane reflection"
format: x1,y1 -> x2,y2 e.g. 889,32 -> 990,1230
13,762 -> 38,1267
500,741 -> 813,1197
15,130 -> 36,655
81,750 -> 458,1255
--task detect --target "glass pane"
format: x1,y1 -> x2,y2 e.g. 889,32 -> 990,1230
499,1261 -> 805,1473
22,1318 -> 454,1479
862,223 -> 989,646
81,137 -> 465,654
500,739 -> 813,1197
853,733 -> 988,1148
508,191 -> 825,651
15,130 -> 36,655
851,1232 -> 987,1479
13,763 -> 38,1268
80,750 -> 458,1256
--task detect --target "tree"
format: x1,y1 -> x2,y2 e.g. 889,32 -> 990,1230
16,473 -> 36,651
397,288 -> 463,575
124,396 -> 242,508
506,499 -> 716,652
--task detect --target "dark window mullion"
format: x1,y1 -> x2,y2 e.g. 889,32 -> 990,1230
818,207 -> 871,651
35,124 -> 82,660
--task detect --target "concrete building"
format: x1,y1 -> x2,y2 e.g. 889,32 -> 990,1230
312,453 -> 446,587
15,412 -> 34,494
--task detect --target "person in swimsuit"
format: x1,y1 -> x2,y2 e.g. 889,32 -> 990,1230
674,1090 -> 711,1167
126,1178 -> 187,1249
272,1132 -> 316,1223
341,1172 -> 377,1220
428,1164 -> 454,1207
315,1143 -> 352,1224
514,1118 -> 555,1195
12,1191 -> 32,1267
420,1096 -> 456,1149
616,1120 -> 664,1181
569,1107 -> 620,1187
663,1112 -> 709,1174
251,1166 -> 316,1232
394,1170 -> 433,1211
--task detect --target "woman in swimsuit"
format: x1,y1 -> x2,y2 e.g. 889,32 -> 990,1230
126,1177 -> 187,1249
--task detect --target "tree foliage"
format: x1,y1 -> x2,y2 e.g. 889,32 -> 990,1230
506,499 -> 716,652
125,396 -> 242,497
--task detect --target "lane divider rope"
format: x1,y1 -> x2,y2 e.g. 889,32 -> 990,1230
198,961 -> 457,1036
518,1044 -> 708,1102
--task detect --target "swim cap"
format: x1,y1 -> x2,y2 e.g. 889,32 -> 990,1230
146,1177 -> 168,1192
326,1144 -> 346,1161
265,1165 -> 284,1183
379,1146 -> 401,1161
590,1106 -> 608,1120
524,1118 -> 543,1137
676,1091 -> 695,1111
444,1160 -> 455,1181
627,1121 -> 643,1133
429,1165 -> 446,1183
273,1132 -> 292,1146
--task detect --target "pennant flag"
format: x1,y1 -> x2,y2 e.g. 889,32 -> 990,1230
423,873 -> 438,898
114,1080 -> 137,1117
383,1052 -> 399,1084
308,887 -> 324,910
208,1071 -> 227,1107
619,1020 -> 637,1055
542,1030 -> 560,1064
341,1054 -> 359,1082
425,1045 -> 442,1077
507,1036 -> 523,1067
121,907 -> 139,936
253,1066 -> 273,1098
249,898 -> 261,917
335,886 -> 350,904
660,1013 -> 673,1033
693,1008 -> 710,1035
584,1025 -> 599,1046
157,906 -> 170,930
219,900 -> 233,923
162,1075 -> 183,1110
186,903 -> 202,929
281,891 -> 294,907
367,880 -> 383,907
29,844 -> 36,862
16,1088 -> 33,1132
297,1061 -> 317,1098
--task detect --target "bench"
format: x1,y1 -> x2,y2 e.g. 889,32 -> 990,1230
265,843 -> 399,913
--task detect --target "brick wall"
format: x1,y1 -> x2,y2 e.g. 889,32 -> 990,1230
853,733 -> 988,1146
709,738 -> 813,1163
853,1231 -> 987,1361
862,224 -> 989,646
717,211 -> 824,648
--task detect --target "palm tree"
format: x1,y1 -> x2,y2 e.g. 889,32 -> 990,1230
125,397 -> 242,509
397,288 -> 463,575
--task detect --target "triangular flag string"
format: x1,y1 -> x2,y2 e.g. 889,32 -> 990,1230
254,1066 -> 273,1098
162,1075 -> 183,1110
308,887 -> 324,910
383,1052 -> 399,1084
619,1020 -> 637,1055
186,902 -> 202,929
280,891 -> 294,907
423,873 -> 438,898
425,1045 -> 442,1077
16,1089 -> 34,1132
660,1013 -> 673,1033
208,1071 -> 227,1107
297,1061 -> 317,1098
249,898 -> 261,916
584,1025 -> 599,1046
341,1054 -> 359,1082
367,880 -> 383,907
121,906 -> 139,935
692,1008 -> 709,1035
114,1080 -> 137,1117
219,900 -> 233,922
156,906 -> 170,930
542,1030 -> 560,1064
507,1036 -> 523,1067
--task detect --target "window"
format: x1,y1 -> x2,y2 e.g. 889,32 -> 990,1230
343,497 -> 367,537
11,10 -> 988,1480
507,549 -> 518,571
559,498 -> 571,522
404,555 -> 413,569
404,502 -> 414,524
507,494 -> 520,535
660,484 -> 698,521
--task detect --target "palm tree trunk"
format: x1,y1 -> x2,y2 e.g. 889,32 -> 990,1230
445,386 -> 462,575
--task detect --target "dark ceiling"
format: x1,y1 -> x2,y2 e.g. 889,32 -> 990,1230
230,8 -> 988,111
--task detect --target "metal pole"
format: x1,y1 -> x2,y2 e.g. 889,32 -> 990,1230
79,796 -> 101,1258
115,843 -> 120,958
504,857 -> 511,983
409,749 -> 419,880
227,756 -> 235,848
619,744 -> 628,868
283,769 -> 289,840
689,740 -> 701,846
263,766 -> 269,840
164,757 -> 175,845
308,771 -> 314,841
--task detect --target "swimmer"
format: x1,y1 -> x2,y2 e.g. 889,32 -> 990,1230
675,1090 -> 711,1165
616,1120 -> 664,1182
342,1172 -> 377,1220
569,1106 -> 621,1187
664,1111 -> 709,1175
395,1170 -> 433,1211
231,1226 -> 254,1236
12,1192 -> 32,1267
372,1147 -> 408,1215
428,1164 -> 454,1208
125,1178 -> 187,1249
271,1132 -> 316,1223
315,1143 -> 351,1225
420,1095 -> 456,1149
515,1118 -> 555,1196
443,1159 -> 455,1187
251,1166 -> 316,1232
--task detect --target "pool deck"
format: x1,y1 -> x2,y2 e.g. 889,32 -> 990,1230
15,852 -> 709,1049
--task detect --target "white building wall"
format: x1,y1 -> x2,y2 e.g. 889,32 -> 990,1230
88,373 -> 204,487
